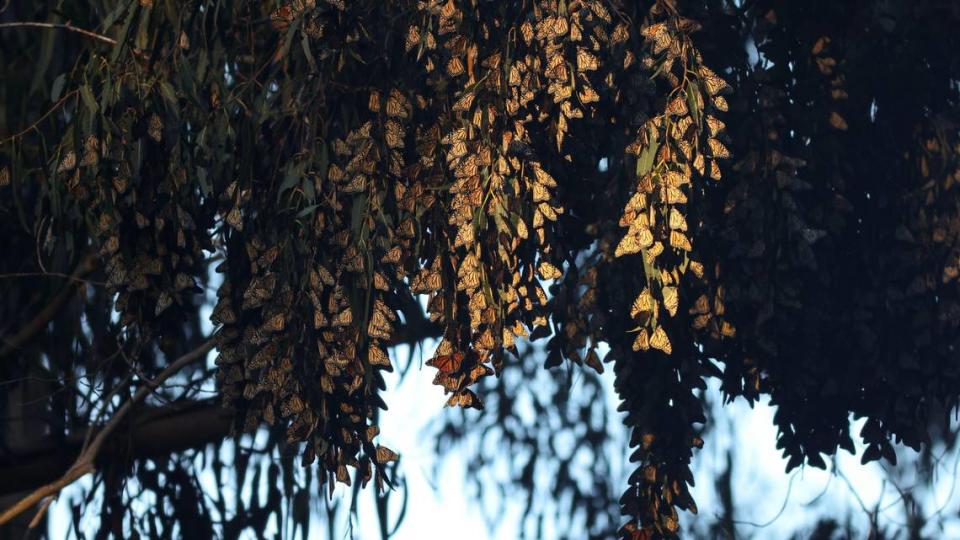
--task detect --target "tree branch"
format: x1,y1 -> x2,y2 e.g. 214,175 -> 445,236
0,254 -> 97,359
0,89 -> 79,146
0,339 -> 214,526
0,398 -> 232,498
0,21 -> 117,45
0,316 -> 440,510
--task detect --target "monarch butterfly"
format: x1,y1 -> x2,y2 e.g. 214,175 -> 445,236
533,166 -> 557,187
532,182 -> 552,203
615,233 -> 642,257
475,329 -> 495,350
367,312 -> 392,340
640,22 -> 666,40
668,208 -> 688,231
670,230 -> 693,251
636,227 -> 656,248
579,84 -> 600,104
405,25 -> 420,52
508,65 -> 522,86
332,308 -> 353,327
576,48 -> 599,72
373,272 -> 389,291
262,312 -> 286,333
712,95 -> 729,112
468,290 -> 487,311
147,114 -> 163,142
537,261 -> 562,280
457,267 -> 481,291
706,116 -> 726,137
155,292 -> 173,316
709,159 -> 722,181
454,154 -> 479,178
212,299 -> 237,325
666,96 -> 688,117
829,111 -> 848,131
384,120 -> 405,149
662,286 -> 679,317
341,174 -> 366,194
453,223 -> 476,249
225,207 -> 244,231
720,320 -> 736,338
690,294 -> 710,315
693,313 -> 712,330
315,265 -> 335,286
380,246 -> 403,265
632,329 -> 650,351
446,389 -> 483,410
631,289 -> 655,317
433,371 -> 464,392
538,202 -> 559,221
374,445 -> 398,465
552,15 -> 569,36
652,32 -> 672,55
468,364 -> 493,382
411,269 -> 442,293
427,351 -> 466,374
452,92 -> 475,113
446,56 -> 465,77
650,326 -> 672,354
664,186 -> 688,204
699,66 -> 729,96
448,140 -> 469,161
611,23 -> 629,45
688,260 -> 705,278
644,241 -> 664,264
520,21 -> 534,44
269,5 -> 294,31
693,153 -> 706,176
368,345 -> 391,368
386,90 -> 410,119
665,170 -> 690,187
281,395 -> 305,417
708,138 -> 730,159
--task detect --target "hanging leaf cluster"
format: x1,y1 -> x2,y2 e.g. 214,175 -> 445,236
4,0 -> 960,538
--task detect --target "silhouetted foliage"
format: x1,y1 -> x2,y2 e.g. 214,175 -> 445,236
2,0 -> 959,538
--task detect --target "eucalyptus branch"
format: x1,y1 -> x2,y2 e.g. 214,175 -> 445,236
0,339 -> 215,528
0,254 -> 97,359
0,90 -> 78,146
0,21 -> 117,45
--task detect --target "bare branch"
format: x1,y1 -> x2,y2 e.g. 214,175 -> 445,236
0,398 -> 232,497
0,254 -> 96,359
0,271 -> 105,287
0,21 -> 117,45
0,90 -> 78,146
0,339 -> 215,527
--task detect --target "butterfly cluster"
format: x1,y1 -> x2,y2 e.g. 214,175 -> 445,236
22,0 -> 960,538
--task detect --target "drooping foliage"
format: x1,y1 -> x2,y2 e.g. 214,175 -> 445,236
2,0 -> 960,538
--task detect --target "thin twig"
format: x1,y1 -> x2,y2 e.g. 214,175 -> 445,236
930,447 -> 960,518
0,338 -> 215,527
81,372 -> 133,452
0,89 -> 78,146
27,497 -> 53,528
731,469 -> 799,528
0,271 -> 105,286
0,21 -> 117,45
0,254 -> 97,359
